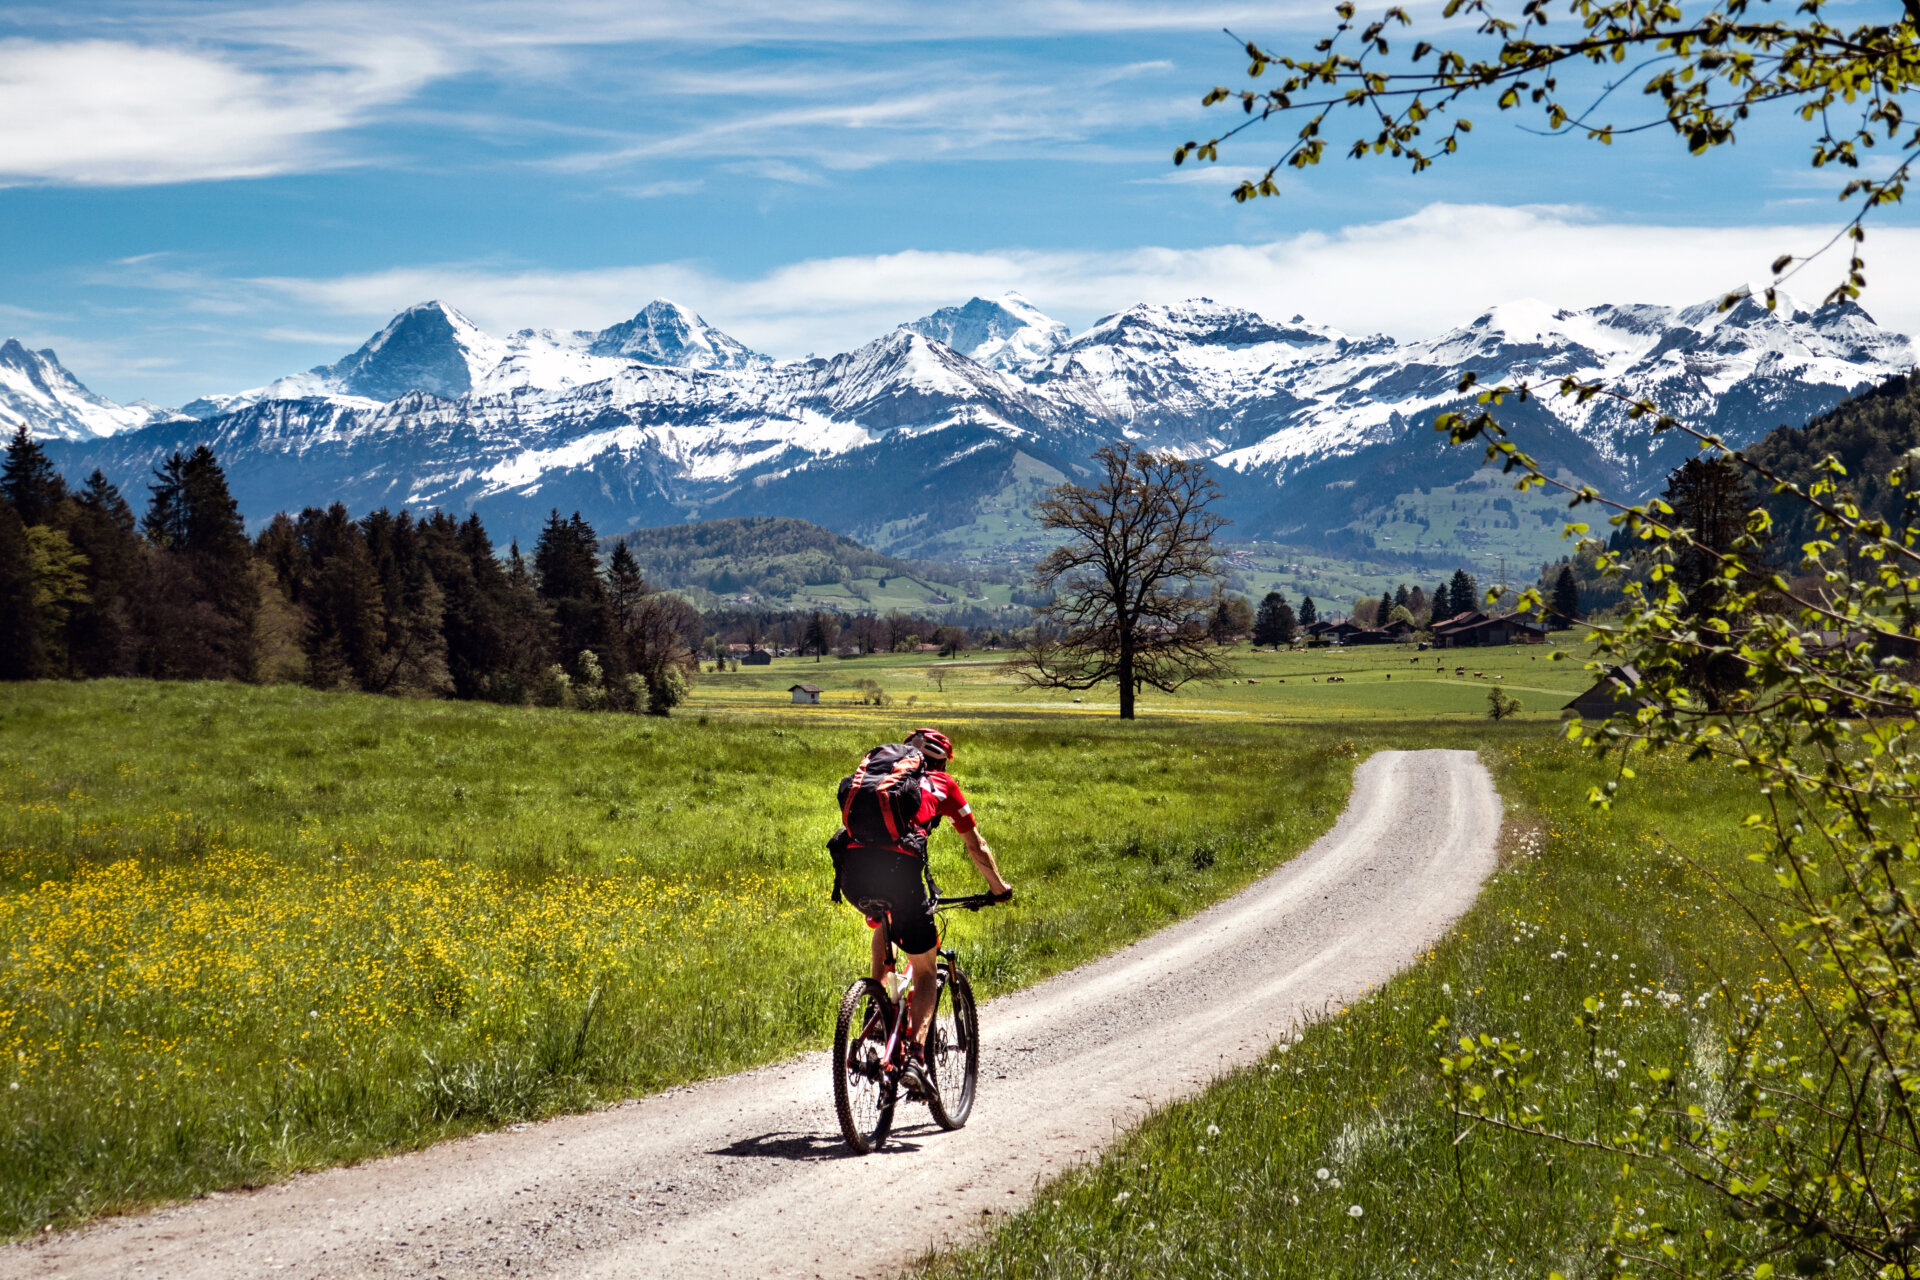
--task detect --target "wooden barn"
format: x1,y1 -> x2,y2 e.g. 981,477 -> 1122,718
1563,665 -> 1647,720
1432,611 -> 1551,648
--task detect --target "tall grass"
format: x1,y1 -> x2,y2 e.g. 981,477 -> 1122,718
914,735 -> 1771,1280
0,680 -> 1378,1236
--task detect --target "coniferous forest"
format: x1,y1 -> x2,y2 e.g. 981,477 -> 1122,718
0,428 -> 972,713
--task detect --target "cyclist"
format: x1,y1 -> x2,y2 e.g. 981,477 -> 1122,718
838,727 -> 1012,1090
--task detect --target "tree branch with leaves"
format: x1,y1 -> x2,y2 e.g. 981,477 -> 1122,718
1175,0 -> 1920,306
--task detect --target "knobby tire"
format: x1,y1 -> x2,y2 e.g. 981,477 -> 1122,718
926,960 -> 978,1130
833,977 -> 895,1153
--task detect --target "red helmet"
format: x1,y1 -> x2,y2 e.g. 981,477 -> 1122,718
907,728 -> 953,763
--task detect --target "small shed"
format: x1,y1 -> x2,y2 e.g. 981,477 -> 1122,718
742,647 -> 772,666
1564,665 -> 1647,720
789,683 -> 823,705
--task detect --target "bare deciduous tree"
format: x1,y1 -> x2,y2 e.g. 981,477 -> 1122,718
1012,443 -> 1232,719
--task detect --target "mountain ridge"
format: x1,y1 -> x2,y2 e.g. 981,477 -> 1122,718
22,288 -> 1915,561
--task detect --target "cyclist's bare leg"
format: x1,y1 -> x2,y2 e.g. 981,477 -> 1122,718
869,923 -> 891,985
905,948 -> 938,1045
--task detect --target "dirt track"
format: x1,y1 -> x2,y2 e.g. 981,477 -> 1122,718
1,747 -> 1501,1280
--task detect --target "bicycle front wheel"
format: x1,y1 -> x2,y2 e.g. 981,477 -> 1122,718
926,960 -> 978,1130
832,977 -> 895,1153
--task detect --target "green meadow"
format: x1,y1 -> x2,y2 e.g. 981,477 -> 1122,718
916,718 -> 1779,1280
692,636 -> 1593,721
0,675 -> 1430,1237
2,632 -> 1698,1272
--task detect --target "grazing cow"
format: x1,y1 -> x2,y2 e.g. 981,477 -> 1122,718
1474,671 -> 1484,678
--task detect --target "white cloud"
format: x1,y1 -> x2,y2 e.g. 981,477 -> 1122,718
5,2 -> 1244,187
0,37 -> 442,185
219,204 -> 1920,358
616,178 -> 707,199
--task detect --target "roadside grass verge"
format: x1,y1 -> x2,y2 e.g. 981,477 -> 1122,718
1,680 -> 1397,1237
914,734 -> 1773,1280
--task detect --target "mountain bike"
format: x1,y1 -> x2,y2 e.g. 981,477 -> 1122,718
831,891 -> 999,1154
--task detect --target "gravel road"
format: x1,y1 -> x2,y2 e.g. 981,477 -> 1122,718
1,747 -> 1501,1280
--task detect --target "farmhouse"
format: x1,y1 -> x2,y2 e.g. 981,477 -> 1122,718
789,683 -> 823,705
1431,611 -> 1550,648
1563,665 -> 1648,720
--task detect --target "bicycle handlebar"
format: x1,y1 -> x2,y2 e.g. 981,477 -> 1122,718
934,891 -> 1011,912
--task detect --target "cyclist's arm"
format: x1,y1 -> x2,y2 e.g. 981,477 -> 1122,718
959,827 -> 1011,897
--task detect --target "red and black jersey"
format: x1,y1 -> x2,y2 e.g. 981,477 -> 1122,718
915,769 -> 977,836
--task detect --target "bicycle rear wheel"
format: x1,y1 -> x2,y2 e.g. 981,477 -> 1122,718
832,977 -> 895,1153
926,960 -> 978,1130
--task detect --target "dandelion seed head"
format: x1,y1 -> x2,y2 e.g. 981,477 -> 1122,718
1207,1124 -> 1219,1136
1316,1168 -> 1330,1181
1348,1204 -> 1364,1218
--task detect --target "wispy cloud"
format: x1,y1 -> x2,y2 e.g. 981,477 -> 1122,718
112,203 -> 1920,367
0,36 -> 443,185
616,178 -> 706,199
0,2 -> 1247,187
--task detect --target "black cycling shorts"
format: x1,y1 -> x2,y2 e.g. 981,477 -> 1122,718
839,846 -> 938,955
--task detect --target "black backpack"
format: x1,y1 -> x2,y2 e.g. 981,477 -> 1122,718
828,743 -> 930,901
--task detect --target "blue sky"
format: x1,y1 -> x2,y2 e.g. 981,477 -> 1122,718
2,0 -> 1916,405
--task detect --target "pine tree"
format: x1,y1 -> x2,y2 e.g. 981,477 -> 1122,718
297,504 -> 385,689
1252,591 -> 1296,645
0,497 -> 40,678
1,426 -> 68,527
1551,564 -> 1580,628
535,509 -> 610,676
1429,582 -> 1450,623
1394,583 -> 1411,610
1298,594 -> 1318,627
140,447 -> 258,679
497,539 -> 556,702
1665,455 -> 1766,612
66,472 -> 141,677
1448,568 -> 1479,618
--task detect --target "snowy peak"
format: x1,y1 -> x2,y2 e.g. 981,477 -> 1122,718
0,339 -> 174,442
797,327 -> 1049,435
311,300 -> 505,402
588,299 -> 767,371
1067,298 -> 1340,355
904,293 -> 1069,371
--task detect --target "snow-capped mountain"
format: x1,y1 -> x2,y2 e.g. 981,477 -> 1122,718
1213,290 -> 1912,496
0,340 -> 176,442
32,287 -> 1916,558
1024,298 -> 1350,455
904,294 -> 1069,371
588,298 -> 769,371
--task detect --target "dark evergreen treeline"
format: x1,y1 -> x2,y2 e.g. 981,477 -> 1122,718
0,428 -> 704,711
0,429 -> 1008,707
1745,369 -> 1920,548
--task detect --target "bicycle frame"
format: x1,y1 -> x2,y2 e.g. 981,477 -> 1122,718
868,892 -> 996,1080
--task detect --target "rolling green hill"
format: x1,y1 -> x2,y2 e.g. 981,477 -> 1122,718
611,517 -> 1034,618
